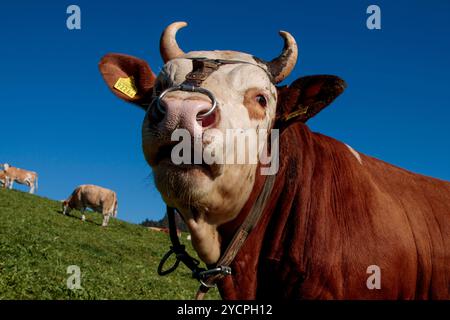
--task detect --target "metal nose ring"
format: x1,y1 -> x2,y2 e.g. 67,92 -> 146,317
156,84 -> 218,120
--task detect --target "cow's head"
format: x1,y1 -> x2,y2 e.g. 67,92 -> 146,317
62,200 -> 71,215
99,22 -> 346,263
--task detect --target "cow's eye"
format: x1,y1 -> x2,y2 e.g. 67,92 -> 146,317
255,95 -> 267,107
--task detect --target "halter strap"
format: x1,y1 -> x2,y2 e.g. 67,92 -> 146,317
183,57 -> 273,85
156,57 -> 277,299
154,57 -> 273,119
157,172 -> 276,299
195,173 -> 276,299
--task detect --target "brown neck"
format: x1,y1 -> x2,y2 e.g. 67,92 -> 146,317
216,123 -> 315,299
217,163 -> 269,250
217,123 -> 308,246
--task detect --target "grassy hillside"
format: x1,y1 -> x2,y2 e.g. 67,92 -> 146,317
0,188 -> 220,300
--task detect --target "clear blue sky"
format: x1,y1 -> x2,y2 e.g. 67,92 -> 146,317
1,1 -> 449,223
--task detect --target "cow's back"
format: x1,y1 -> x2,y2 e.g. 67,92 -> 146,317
360,153 -> 450,298
294,130 -> 450,299
72,184 -> 116,214
6,167 -> 37,181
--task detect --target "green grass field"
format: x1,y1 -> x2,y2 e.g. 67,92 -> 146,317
0,188 -> 220,300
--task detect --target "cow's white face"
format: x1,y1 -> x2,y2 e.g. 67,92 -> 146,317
143,51 -> 276,223
62,201 -> 71,215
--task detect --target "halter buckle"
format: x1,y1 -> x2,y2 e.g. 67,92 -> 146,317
197,266 -> 232,288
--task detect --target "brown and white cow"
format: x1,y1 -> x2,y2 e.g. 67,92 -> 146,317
148,226 -> 182,237
99,22 -> 450,299
0,170 -> 7,188
62,184 -> 118,227
2,163 -> 38,194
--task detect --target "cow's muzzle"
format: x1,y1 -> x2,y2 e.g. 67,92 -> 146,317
155,84 -> 217,120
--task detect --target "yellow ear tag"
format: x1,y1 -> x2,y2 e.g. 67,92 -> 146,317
114,76 -> 137,98
283,106 -> 309,121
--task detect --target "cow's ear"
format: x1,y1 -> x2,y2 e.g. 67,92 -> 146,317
99,53 -> 157,109
276,75 -> 346,124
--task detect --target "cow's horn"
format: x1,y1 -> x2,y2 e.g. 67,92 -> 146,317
266,31 -> 298,83
160,21 -> 187,63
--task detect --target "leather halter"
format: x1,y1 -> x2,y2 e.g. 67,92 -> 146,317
158,174 -> 276,299
154,57 -> 273,119
156,57 -> 277,299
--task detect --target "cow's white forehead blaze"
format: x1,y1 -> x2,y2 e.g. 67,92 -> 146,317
158,50 -> 277,125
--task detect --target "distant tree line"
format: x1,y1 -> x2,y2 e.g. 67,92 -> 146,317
140,213 -> 188,232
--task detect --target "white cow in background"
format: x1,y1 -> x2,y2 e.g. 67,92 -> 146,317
62,184 -> 118,227
2,163 -> 38,194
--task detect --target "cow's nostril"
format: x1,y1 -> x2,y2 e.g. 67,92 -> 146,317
198,109 -> 216,128
153,96 -> 217,128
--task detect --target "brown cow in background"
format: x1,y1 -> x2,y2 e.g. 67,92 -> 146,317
62,184 -> 118,227
0,170 -> 7,188
2,163 -> 38,194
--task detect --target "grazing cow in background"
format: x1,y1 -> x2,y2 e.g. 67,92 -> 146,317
0,170 -> 7,188
62,184 -> 118,227
2,163 -> 38,194
99,22 -> 450,299
148,226 -> 164,232
148,226 -> 182,237
161,227 -> 182,237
